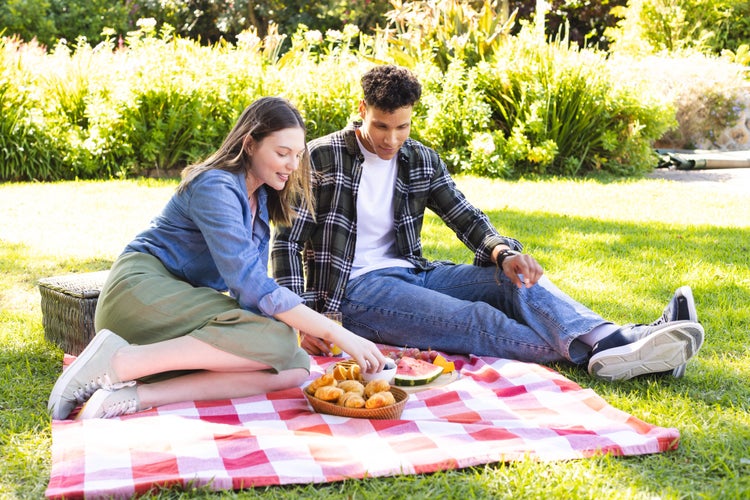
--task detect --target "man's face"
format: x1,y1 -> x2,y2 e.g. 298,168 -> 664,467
357,101 -> 412,161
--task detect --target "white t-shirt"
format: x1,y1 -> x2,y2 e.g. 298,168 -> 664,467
350,138 -> 415,279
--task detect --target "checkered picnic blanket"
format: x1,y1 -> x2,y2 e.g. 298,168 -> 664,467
46,354 -> 679,499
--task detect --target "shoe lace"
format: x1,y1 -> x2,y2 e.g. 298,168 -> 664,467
652,312 -> 669,326
101,395 -> 138,418
72,375 -> 133,403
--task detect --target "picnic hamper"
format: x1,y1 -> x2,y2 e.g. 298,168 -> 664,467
38,271 -> 109,356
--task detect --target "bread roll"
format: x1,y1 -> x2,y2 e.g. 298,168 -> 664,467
306,373 -> 337,394
365,390 -> 395,409
338,391 -> 366,408
364,379 -> 390,398
337,380 -> 365,396
315,385 -> 344,402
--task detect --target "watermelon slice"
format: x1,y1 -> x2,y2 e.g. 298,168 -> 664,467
393,356 -> 444,386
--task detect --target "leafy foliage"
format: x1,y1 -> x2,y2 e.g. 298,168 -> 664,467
0,3 -> 745,181
382,0 -> 515,71
606,0 -> 750,56
0,38 -> 60,181
473,30 -> 675,177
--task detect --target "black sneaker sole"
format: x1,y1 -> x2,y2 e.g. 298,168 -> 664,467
588,321 -> 704,382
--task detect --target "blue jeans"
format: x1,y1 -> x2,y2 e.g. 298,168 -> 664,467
341,265 -> 607,365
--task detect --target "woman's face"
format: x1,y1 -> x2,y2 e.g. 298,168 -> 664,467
246,127 -> 306,192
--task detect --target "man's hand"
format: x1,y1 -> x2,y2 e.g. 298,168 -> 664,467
300,333 -> 335,356
493,246 -> 544,288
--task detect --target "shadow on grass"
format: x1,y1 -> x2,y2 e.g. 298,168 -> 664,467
424,208 -> 750,343
2,207 -> 748,498
423,207 -> 750,495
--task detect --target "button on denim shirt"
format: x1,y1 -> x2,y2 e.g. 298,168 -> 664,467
124,169 -> 303,317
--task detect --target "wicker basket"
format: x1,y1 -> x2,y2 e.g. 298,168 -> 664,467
303,386 -> 408,420
38,271 -> 110,356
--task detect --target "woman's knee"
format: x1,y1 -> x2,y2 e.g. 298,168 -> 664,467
273,368 -> 308,390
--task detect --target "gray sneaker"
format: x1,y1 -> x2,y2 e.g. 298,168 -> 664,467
651,286 -> 698,378
75,385 -> 140,419
47,329 -> 133,420
588,320 -> 704,381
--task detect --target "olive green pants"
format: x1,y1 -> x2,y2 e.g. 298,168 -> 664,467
94,252 -> 310,379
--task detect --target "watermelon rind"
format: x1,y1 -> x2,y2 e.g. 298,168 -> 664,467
393,359 -> 444,386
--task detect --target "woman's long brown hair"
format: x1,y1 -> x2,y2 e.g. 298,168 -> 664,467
178,96 -> 314,226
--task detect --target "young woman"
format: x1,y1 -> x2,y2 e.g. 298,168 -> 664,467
48,97 -> 387,420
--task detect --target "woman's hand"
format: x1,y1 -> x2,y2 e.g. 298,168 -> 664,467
275,304 -> 387,373
325,327 -> 387,374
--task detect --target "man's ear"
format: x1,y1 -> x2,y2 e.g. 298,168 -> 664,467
358,100 -> 367,119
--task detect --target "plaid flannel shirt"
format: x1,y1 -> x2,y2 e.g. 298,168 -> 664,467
271,122 -> 522,313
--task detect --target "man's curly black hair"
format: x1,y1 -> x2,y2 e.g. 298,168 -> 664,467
361,65 -> 422,112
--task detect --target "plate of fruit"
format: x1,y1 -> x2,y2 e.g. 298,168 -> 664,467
380,347 -> 460,393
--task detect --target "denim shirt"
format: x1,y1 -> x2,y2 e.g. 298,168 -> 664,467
124,169 -> 302,316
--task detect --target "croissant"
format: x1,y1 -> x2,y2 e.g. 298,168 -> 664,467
364,379 -> 390,398
337,380 -> 365,396
365,390 -> 395,409
315,385 -> 344,402
306,373 -> 337,394
338,391 -> 366,408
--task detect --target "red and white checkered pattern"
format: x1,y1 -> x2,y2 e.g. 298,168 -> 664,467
46,354 -> 679,499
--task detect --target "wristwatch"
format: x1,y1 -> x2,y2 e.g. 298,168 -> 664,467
496,248 -> 521,267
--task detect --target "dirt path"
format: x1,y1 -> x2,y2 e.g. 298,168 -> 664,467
647,167 -> 749,194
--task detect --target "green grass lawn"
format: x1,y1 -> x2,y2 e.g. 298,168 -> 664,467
1,175 -> 748,499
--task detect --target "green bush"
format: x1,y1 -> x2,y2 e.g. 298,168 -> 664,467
473,29 -> 676,177
0,38 -> 61,181
382,0 -> 514,72
607,0 -> 750,56
413,60 -> 494,173
1,17 -> 739,182
90,27 -> 244,177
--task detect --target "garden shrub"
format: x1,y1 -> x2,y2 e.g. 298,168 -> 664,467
0,37 -> 61,181
474,29 -> 676,177
2,12 -> 742,182
413,60 -> 494,174
74,23 -> 267,178
606,0 -> 750,56
270,24 -> 368,139
382,0 -> 514,72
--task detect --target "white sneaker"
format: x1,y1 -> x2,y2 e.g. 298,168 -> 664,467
588,320 -> 704,381
651,286 -> 699,378
75,385 -> 140,419
48,329 -> 133,420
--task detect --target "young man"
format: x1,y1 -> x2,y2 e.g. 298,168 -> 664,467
272,65 -> 703,381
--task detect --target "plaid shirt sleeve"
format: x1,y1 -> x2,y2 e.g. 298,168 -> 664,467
272,128 -> 359,312
398,141 -> 522,267
270,202 -> 314,302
